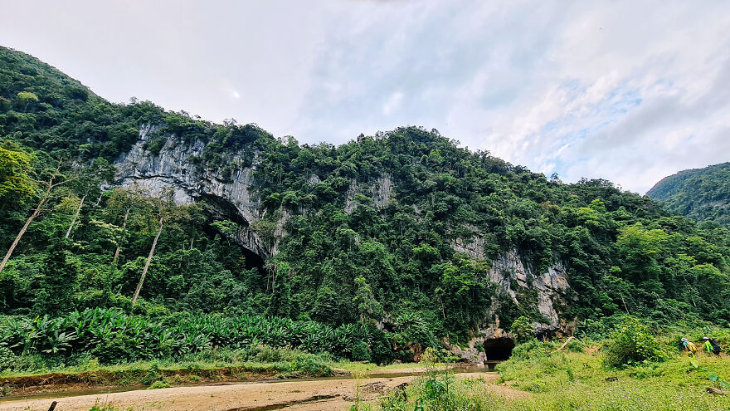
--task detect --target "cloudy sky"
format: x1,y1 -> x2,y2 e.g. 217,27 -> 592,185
2,0 -> 729,193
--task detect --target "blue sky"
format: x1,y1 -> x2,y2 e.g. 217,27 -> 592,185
2,0 -> 730,193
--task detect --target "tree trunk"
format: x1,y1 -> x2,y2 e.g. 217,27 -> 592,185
112,207 -> 131,264
65,194 -> 86,239
132,217 -> 163,306
0,184 -> 51,273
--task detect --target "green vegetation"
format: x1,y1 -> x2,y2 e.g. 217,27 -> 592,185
0,345 -> 334,393
0,307 -> 388,371
648,162 -> 730,226
602,316 -> 667,367
368,326 -> 730,410
2,44 -> 730,385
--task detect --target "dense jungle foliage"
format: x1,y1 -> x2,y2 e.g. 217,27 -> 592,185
2,45 -> 730,371
647,162 -> 730,227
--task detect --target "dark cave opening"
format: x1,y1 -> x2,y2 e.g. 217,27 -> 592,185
199,193 -> 267,273
483,337 -> 515,361
240,246 -> 265,272
202,222 -> 266,272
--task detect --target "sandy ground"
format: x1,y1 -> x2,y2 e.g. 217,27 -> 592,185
0,371 -> 526,411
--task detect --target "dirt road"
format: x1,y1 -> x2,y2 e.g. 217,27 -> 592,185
0,370 -> 525,411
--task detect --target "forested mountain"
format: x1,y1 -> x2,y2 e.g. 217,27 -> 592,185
647,163 -> 730,227
2,45 -> 730,366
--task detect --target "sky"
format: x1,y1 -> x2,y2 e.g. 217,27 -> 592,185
2,0 -> 729,194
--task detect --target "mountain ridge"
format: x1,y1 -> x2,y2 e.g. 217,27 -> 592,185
2,45 -> 730,365
647,162 -> 730,226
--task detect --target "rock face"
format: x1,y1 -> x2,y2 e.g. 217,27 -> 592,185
450,238 -> 570,334
372,174 -> 394,208
114,124 -> 269,258
446,247 -> 571,363
451,226 -> 487,260
344,174 -> 394,213
487,250 -> 570,333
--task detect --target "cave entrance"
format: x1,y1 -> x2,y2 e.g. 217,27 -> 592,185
202,223 -> 266,273
483,337 -> 515,361
240,247 -> 265,272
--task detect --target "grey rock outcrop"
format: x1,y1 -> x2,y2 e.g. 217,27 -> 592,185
451,225 -> 487,260
487,250 -> 569,332
446,247 -> 571,363
344,174 -> 395,213
114,124 -> 270,258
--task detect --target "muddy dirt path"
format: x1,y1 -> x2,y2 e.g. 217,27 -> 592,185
0,370 -> 526,411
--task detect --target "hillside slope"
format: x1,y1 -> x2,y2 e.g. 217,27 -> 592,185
2,45 -> 730,366
647,163 -> 730,226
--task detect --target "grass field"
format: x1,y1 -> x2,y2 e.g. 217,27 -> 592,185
366,342 -> 730,411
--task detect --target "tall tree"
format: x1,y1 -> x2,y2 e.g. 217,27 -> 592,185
64,158 -> 115,239
0,161 -> 72,273
131,190 -> 198,306
105,186 -> 144,264
353,276 -> 383,324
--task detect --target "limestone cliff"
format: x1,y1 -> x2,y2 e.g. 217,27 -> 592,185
446,248 -> 571,363
487,250 -> 570,333
114,124 -> 269,259
115,125 -> 572,353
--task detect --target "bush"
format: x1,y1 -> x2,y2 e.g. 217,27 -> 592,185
511,316 -> 534,343
141,364 -> 163,385
510,339 -> 551,361
352,341 -> 371,362
604,316 -> 667,368
420,347 -> 460,364
292,357 -> 333,377
147,380 -> 170,389
417,371 -> 456,408
566,339 -> 584,353
0,346 -> 17,370
526,378 -> 547,392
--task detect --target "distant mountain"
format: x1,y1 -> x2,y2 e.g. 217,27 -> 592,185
647,163 -> 730,226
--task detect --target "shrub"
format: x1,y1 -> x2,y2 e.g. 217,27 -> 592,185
511,316 -> 534,343
417,371 -> 456,408
526,378 -> 547,392
604,316 -> 667,368
566,339 -> 585,353
147,380 -> 170,389
292,357 -> 332,377
0,346 -> 17,370
141,364 -> 163,385
510,339 -> 550,361
420,347 -> 460,364
352,341 -> 371,362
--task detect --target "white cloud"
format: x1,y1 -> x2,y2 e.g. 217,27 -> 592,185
382,91 -> 404,115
